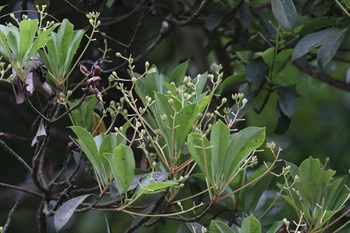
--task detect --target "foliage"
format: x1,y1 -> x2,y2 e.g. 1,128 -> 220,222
0,1 -> 350,233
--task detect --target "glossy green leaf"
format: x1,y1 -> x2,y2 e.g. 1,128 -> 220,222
277,85 -> 297,118
241,215 -> 261,233
142,180 -> 178,194
19,19 -> 38,62
274,105 -> 291,135
246,58 -> 269,83
210,120 -> 230,180
224,127 -> 265,180
175,103 -> 199,153
292,27 -> 338,60
198,94 -> 212,113
29,23 -> 59,60
44,36 -> 60,75
169,60 -> 189,87
275,49 -> 293,72
57,19 -> 74,63
54,194 -> 90,232
299,17 -> 338,38
209,220 -> 236,233
187,133 -> 212,183
266,220 -> 284,233
0,25 -> 10,58
325,177 -> 347,209
0,5 -> 7,11
256,47 -> 275,68
64,29 -> 85,69
135,68 -> 159,104
107,145 -> 135,195
271,0 -> 297,30
298,157 -> 322,208
317,28 -> 348,68
193,72 -> 208,96
70,126 -> 109,186
69,97 -> 98,131
218,73 -> 246,95
7,27 -> 19,60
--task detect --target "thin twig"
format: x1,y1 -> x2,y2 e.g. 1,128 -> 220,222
32,137 -> 50,194
124,188 -> 170,233
37,201 -> 47,233
293,58 -> 350,92
0,182 -> 42,197
172,0 -> 209,26
51,93 -> 88,124
2,198 -> 22,233
0,139 -> 32,173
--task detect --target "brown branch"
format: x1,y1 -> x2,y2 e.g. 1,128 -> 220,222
293,59 -> 350,92
171,0 -> 209,27
0,182 -> 42,197
0,139 -> 32,173
124,188 -> 170,233
2,198 -> 22,233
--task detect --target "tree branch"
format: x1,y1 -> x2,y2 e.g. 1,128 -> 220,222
0,139 -> 32,173
2,198 -> 21,233
293,59 -> 350,92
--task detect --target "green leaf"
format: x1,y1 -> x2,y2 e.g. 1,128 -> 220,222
0,25 -> 10,58
277,85 -> 297,118
256,47 -> 275,68
274,105 -> 291,135
325,177 -> 347,209
64,29 -> 85,69
45,35 -> 60,74
19,19 -> 38,62
193,72 -> 208,96
266,220 -> 284,233
218,73 -> 246,95
0,5 -> 7,11
210,120 -> 230,180
275,49 -> 293,72
271,0 -> 297,30
54,194 -> 90,232
187,133 -> 212,182
224,127 -> 265,180
209,220 -> 236,233
175,103 -> 199,153
246,58 -> 269,83
241,215 -> 261,233
69,97 -> 98,130
299,17 -> 338,38
70,126 -> 108,185
298,157 -> 322,208
317,28 -> 348,68
107,145 -> 135,195
7,27 -> 19,60
29,23 -> 59,60
142,180 -> 178,194
57,19 -> 74,63
198,94 -> 212,112
169,60 -> 189,87
292,27 -> 338,61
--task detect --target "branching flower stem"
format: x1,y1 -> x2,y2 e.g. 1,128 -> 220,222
215,147 -> 281,203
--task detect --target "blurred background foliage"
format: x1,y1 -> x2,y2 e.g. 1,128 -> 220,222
0,0 -> 350,232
